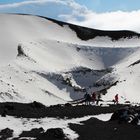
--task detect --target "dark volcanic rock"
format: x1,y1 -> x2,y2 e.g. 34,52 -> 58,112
0,128 -> 13,139
128,59 -> 140,67
64,103 -> 72,107
40,16 -> 140,41
110,106 -> 140,125
30,101 -> 46,109
69,118 -> 140,140
19,127 -> 44,137
0,102 -> 133,119
45,128 -> 67,139
0,102 -> 140,140
15,14 -> 140,40
17,44 -> 27,57
4,104 -> 14,110
19,128 -> 68,140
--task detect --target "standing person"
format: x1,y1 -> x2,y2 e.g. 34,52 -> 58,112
84,92 -> 91,105
96,93 -> 101,105
91,92 -> 96,104
87,93 -> 91,105
115,94 -> 119,104
84,92 -> 88,105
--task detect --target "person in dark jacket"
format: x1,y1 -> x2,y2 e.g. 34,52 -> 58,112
84,93 -> 91,105
96,93 -> 101,105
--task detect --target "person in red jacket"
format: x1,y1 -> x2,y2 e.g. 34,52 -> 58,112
91,92 -> 96,104
115,94 -> 119,104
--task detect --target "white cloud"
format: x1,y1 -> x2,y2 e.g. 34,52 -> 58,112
0,0 -> 88,13
1,0 -> 140,32
64,10 -> 140,32
57,1 -> 140,33
0,0 -> 67,9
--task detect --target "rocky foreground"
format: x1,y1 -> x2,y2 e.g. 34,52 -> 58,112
0,102 -> 140,140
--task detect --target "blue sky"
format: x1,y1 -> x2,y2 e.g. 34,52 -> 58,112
75,0 -> 140,12
0,0 -> 140,31
1,0 -> 140,13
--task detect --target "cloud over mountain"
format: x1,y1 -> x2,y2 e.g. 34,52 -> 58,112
1,0 -> 140,32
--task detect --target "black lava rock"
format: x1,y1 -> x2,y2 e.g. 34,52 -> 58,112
46,128 -> 66,139
0,128 -> 13,139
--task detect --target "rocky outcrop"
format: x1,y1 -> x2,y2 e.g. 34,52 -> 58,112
17,44 -> 27,57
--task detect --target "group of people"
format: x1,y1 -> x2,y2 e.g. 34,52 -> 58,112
84,92 -> 101,105
84,91 -> 119,105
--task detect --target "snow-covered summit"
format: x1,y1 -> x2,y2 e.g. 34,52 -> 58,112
0,14 -> 140,105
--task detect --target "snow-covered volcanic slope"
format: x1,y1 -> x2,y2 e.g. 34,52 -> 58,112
0,13 -> 140,105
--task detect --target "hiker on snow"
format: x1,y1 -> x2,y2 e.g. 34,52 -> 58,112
91,92 -> 96,104
114,94 -> 119,104
96,93 -> 101,105
84,92 -> 91,105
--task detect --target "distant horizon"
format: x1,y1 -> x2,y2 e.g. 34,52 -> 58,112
0,0 -> 140,32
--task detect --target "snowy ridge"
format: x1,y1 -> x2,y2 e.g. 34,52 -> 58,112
0,14 -> 140,105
